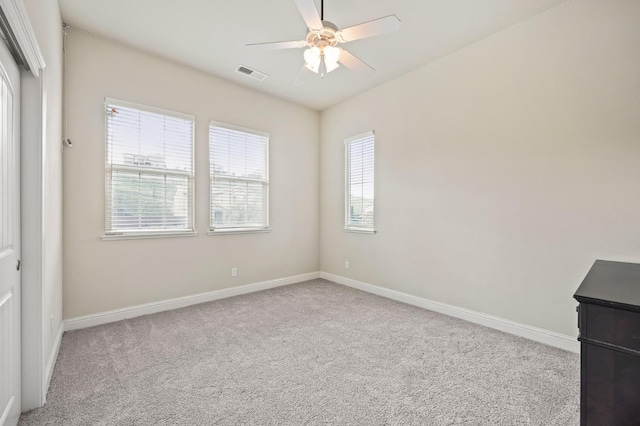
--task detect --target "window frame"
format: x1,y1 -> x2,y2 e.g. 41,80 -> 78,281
102,97 -> 196,240
208,121 -> 270,235
344,130 -> 376,234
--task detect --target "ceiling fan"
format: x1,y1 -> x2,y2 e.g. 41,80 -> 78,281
245,0 -> 400,84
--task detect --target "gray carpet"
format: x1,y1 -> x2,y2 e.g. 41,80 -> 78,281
20,279 -> 579,425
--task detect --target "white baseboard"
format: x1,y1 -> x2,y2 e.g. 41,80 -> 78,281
320,272 -> 579,353
43,323 -> 64,403
64,272 -> 321,331
62,270 -> 578,353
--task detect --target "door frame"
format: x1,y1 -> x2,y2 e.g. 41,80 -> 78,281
0,0 -> 47,411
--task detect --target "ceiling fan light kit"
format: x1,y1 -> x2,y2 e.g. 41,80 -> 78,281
245,0 -> 400,84
302,20 -> 341,77
303,45 -> 340,76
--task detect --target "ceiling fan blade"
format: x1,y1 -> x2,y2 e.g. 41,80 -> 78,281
294,64 -> 315,86
337,15 -> 401,43
245,40 -> 307,51
338,48 -> 375,76
295,0 -> 323,30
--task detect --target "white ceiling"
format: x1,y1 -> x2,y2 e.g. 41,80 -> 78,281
58,0 -> 567,111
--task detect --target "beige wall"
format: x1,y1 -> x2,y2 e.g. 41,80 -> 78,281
23,0 -> 64,370
63,29 -> 320,319
320,0 -> 640,337
63,0 -> 640,337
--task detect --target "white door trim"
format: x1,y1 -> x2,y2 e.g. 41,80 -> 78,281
20,69 -> 46,410
0,0 -> 45,77
0,0 -> 47,412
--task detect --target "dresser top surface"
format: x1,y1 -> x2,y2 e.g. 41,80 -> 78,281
574,260 -> 640,310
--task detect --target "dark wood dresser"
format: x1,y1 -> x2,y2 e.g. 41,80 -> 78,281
574,260 -> 640,426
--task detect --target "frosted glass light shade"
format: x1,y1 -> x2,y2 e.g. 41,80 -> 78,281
323,46 -> 340,74
304,47 -> 321,73
305,60 -> 320,73
325,60 -> 339,73
324,46 -> 340,64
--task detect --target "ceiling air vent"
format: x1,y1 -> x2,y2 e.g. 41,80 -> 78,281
235,65 -> 268,81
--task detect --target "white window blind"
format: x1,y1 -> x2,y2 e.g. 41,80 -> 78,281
105,98 -> 194,236
209,123 -> 269,232
345,131 -> 375,232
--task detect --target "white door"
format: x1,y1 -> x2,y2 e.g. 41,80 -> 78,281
0,33 -> 21,426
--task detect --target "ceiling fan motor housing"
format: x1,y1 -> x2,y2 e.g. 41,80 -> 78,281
306,21 -> 340,48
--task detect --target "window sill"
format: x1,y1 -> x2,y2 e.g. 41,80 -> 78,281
208,228 -> 272,236
101,231 -> 197,241
344,227 -> 377,235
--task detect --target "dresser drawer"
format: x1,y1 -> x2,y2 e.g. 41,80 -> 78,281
583,343 -> 640,425
582,303 -> 640,353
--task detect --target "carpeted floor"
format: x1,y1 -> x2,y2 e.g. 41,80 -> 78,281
20,279 -> 579,425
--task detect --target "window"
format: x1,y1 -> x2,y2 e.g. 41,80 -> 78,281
209,123 -> 269,233
345,131 -> 375,233
104,98 -> 195,238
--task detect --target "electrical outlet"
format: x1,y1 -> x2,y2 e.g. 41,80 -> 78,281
345,261 -> 350,269
232,267 -> 238,277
